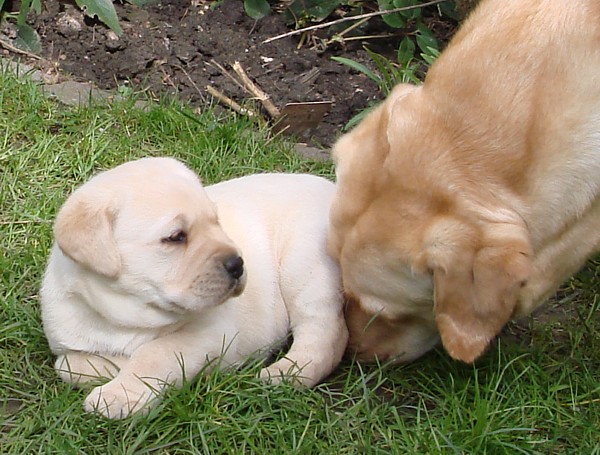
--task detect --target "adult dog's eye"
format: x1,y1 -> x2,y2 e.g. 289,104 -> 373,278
162,230 -> 187,244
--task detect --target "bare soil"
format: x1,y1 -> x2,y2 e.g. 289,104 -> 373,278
25,0 -> 454,147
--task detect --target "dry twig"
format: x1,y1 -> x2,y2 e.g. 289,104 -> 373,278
207,59 -> 248,93
205,85 -> 257,117
174,64 -> 205,100
0,38 -> 43,60
232,61 -> 281,119
205,60 -> 279,119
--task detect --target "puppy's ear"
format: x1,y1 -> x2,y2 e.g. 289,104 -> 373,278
54,189 -> 121,278
426,219 -> 532,363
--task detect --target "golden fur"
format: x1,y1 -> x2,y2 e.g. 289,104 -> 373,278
329,0 -> 600,363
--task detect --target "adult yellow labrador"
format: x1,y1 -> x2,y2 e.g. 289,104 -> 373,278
41,157 -> 347,419
329,0 -> 600,364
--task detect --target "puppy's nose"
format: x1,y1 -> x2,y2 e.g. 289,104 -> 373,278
222,255 -> 244,280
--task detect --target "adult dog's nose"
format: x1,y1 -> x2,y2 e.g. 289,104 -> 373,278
222,255 -> 244,280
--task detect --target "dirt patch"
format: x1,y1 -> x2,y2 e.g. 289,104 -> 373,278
19,0 -> 457,148
25,1 -> 378,147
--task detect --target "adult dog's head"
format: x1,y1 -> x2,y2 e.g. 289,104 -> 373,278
329,83 -> 532,364
54,157 -> 245,320
330,0 -> 600,365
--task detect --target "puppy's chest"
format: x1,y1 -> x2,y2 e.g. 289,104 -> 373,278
56,313 -> 166,357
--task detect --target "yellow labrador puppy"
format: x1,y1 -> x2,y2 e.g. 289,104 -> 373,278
329,0 -> 600,364
41,157 -> 347,419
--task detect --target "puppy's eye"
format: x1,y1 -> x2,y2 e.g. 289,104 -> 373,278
162,230 -> 187,244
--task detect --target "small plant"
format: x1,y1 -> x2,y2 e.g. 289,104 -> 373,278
0,0 -> 152,52
328,1 -> 457,89
74,0 -> 126,34
0,0 -> 42,52
327,1 -> 455,128
243,0 -> 272,20
332,43 -> 439,97
244,0 -> 347,23
242,1 -> 455,94
332,44 -> 439,129
379,0 -> 442,56
284,0 -> 345,26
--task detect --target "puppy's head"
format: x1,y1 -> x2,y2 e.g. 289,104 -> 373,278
330,85 -> 532,363
54,157 -> 245,317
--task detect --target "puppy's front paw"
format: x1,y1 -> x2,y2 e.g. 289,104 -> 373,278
83,380 -> 157,419
260,359 -> 309,388
56,353 -> 121,387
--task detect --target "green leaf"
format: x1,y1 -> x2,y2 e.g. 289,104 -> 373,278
31,0 -> 41,14
392,0 -> 421,20
379,0 -> 405,28
331,56 -> 381,86
415,23 -> 438,54
75,0 -> 123,35
420,46 -> 440,65
438,2 -> 460,20
364,47 -> 396,94
127,0 -> 157,6
306,1 -> 343,22
14,23 -> 41,54
344,106 -> 373,131
12,0 -> 46,22
17,0 -> 31,25
244,0 -> 270,20
0,0 -> 7,12
382,13 -> 405,28
397,36 -> 416,64
288,0 -> 344,22
378,0 -> 394,10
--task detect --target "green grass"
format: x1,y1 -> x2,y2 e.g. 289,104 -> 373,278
1,66 -> 599,454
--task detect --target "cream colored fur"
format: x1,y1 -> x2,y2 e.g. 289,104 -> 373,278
329,0 -> 600,363
41,157 -> 347,419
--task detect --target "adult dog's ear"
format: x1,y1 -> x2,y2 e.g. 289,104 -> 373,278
426,218 -> 532,363
54,188 -> 121,278
329,83 -> 418,260
331,83 -> 417,172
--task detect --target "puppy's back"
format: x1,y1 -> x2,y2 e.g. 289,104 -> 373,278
206,173 -> 334,230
